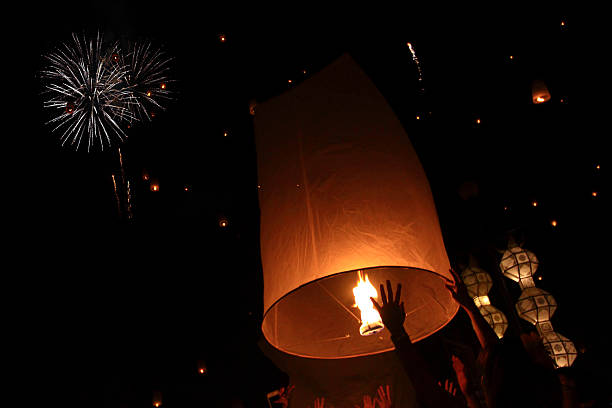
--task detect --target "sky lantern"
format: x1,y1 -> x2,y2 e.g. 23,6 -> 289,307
197,359 -> 207,375
532,80 -> 551,104
152,391 -> 162,407
254,54 -> 457,359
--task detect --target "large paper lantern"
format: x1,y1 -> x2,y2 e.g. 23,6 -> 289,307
254,54 -> 457,358
541,332 -> 578,368
515,287 -> 557,324
500,245 -> 539,289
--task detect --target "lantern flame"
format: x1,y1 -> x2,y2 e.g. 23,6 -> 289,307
352,271 -> 384,336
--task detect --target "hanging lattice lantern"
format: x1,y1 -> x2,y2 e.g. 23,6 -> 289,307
479,304 -> 508,339
461,266 -> 493,297
541,331 -> 578,368
515,287 -> 557,324
500,245 -> 539,288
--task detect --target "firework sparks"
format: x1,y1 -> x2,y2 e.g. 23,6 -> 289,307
40,33 -> 174,151
406,42 -> 424,89
121,41 -> 174,123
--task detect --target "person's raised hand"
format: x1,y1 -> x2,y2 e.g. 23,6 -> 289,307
313,397 -> 325,408
444,269 -> 475,310
375,384 -> 392,408
371,280 -> 405,336
355,394 -> 376,408
276,385 -> 295,408
437,379 -> 457,397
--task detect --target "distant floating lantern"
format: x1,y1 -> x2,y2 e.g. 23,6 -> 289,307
532,201 -> 538,207
111,53 -> 119,63
532,80 -> 552,104
249,99 -> 257,116
541,332 -> 577,368
197,359 -> 207,375
150,180 -> 160,192
219,217 -> 229,228
65,102 -> 75,114
500,245 -> 539,289
218,33 -> 226,42
515,287 -> 557,325
255,54 -> 457,358
160,83 -> 166,90
153,391 -> 162,407
142,170 -> 150,181
146,90 -> 152,97
551,220 -> 558,227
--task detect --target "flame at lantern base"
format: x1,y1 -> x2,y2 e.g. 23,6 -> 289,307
359,320 -> 384,336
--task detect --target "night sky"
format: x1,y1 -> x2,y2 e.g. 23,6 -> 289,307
11,5 -> 608,408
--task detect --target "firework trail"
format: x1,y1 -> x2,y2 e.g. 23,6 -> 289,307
40,33 -> 174,151
406,42 -> 424,89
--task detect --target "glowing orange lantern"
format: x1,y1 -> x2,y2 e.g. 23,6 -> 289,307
255,54 -> 457,358
197,359 -> 207,374
532,80 -> 551,104
150,180 -> 159,192
152,391 -> 162,407
218,217 -> 229,228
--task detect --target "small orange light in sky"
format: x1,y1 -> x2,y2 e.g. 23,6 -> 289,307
532,201 -> 538,207
151,184 -> 159,192
160,83 -> 166,89
146,91 -> 152,97
592,192 -> 598,197
551,220 -> 557,227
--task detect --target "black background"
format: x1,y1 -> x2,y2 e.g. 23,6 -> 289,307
9,4 -> 608,407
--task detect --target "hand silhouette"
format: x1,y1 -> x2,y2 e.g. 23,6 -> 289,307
371,280 -> 405,336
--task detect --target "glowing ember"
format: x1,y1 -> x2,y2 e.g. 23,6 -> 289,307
353,271 -> 384,336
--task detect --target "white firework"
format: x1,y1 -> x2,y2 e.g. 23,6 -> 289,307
40,33 -> 174,152
121,40 -> 174,123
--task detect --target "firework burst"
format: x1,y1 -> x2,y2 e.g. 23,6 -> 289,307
121,40 -> 174,123
40,33 -> 174,152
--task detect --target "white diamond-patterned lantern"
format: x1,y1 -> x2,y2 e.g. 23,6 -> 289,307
516,287 -> 557,324
461,265 -> 508,338
541,332 -> 578,368
479,304 -> 509,339
461,267 -> 493,297
500,245 -> 539,289
501,241 -> 577,368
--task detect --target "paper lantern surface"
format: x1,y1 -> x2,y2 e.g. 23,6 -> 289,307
541,332 -> 578,368
500,246 -> 539,287
255,54 -> 457,358
461,266 -> 493,297
516,287 -> 557,324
